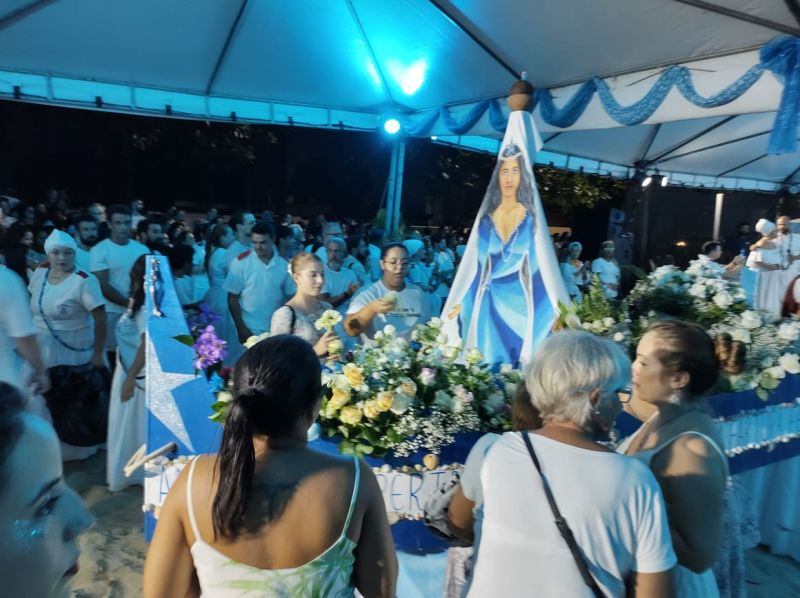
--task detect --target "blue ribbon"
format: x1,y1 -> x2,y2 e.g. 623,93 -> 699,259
761,36 -> 800,154
401,36 -> 798,156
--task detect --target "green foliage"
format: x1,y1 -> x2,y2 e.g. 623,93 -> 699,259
535,165 -> 627,213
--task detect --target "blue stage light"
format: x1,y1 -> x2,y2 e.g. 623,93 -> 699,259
383,118 -> 401,135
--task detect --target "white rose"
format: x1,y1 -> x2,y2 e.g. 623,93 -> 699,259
436,333 -> 448,345
613,332 -> 625,342
484,392 -> 506,413
582,322 -> 592,330
603,317 -> 614,327
713,291 -> 733,309
466,348 -> 484,365
428,317 -> 443,329
779,353 -> 800,375
434,390 -> 453,411
740,311 -> 762,330
688,283 -> 706,298
383,325 -> 396,336
766,365 -> 786,379
731,329 -> 751,344
499,363 -> 513,374
779,322 -> 800,342
217,390 -> 234,404
390,393 -> 413,415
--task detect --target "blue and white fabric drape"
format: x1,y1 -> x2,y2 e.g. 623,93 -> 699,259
403,36 -> 800,155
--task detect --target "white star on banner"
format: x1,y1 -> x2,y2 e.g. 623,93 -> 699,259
146,336 -> 197,452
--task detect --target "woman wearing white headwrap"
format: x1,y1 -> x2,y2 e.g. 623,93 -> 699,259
29,230 -> 107,460
746,219 -> 784,317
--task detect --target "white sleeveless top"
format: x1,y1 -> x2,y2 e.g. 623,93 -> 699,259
186,455 -> 360,597
617,424 -> 728,598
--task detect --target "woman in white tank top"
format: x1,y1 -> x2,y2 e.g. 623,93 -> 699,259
143,335 -> 397,597
620,320 -> 729,597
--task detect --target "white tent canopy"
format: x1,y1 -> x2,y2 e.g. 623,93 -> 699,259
0,0 -> 797,190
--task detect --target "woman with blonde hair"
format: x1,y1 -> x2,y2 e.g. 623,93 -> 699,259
270,252 -> 339,359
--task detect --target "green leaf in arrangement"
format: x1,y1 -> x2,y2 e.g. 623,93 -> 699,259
173,334 -> 195,348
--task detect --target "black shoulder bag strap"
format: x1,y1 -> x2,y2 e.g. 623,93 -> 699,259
285,304 -> 296,334
520,432 -> 605,598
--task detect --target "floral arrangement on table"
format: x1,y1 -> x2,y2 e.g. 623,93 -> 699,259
557,265 -> 800,399
178,305 -> 519,451
318,317 -> 520,457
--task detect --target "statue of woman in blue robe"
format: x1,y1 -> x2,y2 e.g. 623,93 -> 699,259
453,143 -> 552,367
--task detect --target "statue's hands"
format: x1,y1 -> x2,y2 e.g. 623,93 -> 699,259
448,303 -> 462,320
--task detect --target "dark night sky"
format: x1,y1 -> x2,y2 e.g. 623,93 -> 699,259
0,100 -> 497,226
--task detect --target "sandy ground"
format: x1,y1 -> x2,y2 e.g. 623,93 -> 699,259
65,452 -> 800,597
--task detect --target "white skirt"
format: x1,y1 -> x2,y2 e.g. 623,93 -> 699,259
106,353 -> 146,491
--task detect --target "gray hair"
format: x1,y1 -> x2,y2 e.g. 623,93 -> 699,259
525,330 -> 630,429
325,236 -> 346,249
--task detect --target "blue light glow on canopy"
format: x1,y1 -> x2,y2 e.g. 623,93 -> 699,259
383,118 -> 401,134
365,59 -> 382,89
386,58 -> 428,96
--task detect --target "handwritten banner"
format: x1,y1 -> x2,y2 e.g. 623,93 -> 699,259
143,458 -> 462,519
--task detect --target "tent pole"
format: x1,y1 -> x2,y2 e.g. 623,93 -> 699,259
385,141 -> 406,237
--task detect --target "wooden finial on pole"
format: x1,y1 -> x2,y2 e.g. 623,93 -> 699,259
507,72 -> 534,112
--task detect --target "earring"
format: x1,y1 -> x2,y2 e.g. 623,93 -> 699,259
667,392 -> 682,405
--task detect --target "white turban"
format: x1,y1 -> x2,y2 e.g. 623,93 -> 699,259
755,219 -> 776,235
44,229 -> 78,255
402,239 -> 424,257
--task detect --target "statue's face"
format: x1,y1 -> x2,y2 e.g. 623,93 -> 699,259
499,156 -> 521,200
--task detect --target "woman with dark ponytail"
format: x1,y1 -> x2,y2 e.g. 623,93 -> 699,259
144,335 -> 397,598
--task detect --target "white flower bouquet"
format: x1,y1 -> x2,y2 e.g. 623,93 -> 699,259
318,319 -> 520,457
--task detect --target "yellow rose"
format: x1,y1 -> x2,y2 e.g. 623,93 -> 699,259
363,400 -> 381,419
343,363 -> 365,387
396,379 -> 417,397
340,406 -> 363,425
328,388 -> 351,410
375,391 -> 394,412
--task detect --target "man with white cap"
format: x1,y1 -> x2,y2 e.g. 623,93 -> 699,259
90,204 -> 148,361
775,216 -> 800,300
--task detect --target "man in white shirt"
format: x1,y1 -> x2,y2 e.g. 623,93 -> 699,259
776,215 -> 800,278
591,240 -> 621,299
306,221 -> 343,264
131,198 -> 146,229
322,237 -> 361,314
224,210 -> 256,268
73,212 -> 99,273
345,242 -> 432,343
136,218 -> 168,254
225,221 -> 295,344
90,204 -> 149,355
0,265 -> 50,396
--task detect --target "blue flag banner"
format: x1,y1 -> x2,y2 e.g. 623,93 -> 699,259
441,110 -> 569,368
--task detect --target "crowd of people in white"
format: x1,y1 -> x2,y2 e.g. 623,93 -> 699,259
0,190 -> 774,597
0,193 -> 467,491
